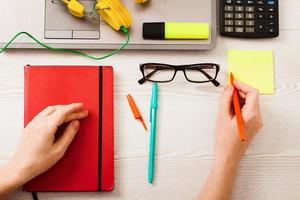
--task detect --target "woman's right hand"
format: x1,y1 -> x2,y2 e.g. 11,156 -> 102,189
214,80 -> 263,167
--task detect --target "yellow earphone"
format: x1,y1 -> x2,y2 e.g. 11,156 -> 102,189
135,0 -> 149,4
62,0 -> 132,31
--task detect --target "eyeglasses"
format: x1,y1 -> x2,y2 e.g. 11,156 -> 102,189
138,63 -> 220,86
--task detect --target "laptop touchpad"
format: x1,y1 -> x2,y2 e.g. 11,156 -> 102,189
45,0 -> 100,39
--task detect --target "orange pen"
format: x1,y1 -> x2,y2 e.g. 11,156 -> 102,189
127,94 -> 148,131
230,73 -> 246,142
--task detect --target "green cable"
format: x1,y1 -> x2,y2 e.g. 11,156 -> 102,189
0,26 -> 130,61
90,1 -> 97,14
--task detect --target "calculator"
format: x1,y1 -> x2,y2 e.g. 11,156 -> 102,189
220,0 -> 279,38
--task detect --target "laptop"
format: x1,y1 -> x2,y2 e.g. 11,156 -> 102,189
0,0 -> 217,50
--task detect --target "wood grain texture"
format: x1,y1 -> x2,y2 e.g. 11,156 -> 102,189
1,0 -> 300,199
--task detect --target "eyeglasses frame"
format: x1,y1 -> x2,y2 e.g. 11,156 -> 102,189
138,63 -> 220,86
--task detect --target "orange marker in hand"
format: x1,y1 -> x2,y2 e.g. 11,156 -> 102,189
127,94 -> 148,131
230,73 -> 246,141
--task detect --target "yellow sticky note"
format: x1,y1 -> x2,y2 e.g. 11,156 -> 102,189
228,50 -> 274,94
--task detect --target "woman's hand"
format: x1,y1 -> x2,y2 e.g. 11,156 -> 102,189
0,103 -> 88,196
198,81 -> 263,200
214,80 -> 263,166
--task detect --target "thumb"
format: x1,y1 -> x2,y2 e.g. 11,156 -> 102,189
54,120 -> 80,155
219,85 -> 234,116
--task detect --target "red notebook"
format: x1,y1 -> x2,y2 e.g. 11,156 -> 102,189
23,65 -> 114,192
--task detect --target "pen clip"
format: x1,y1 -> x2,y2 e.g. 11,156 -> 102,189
150,83 -> 158,123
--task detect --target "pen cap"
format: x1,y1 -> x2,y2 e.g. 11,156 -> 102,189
127,94 -> 141,119
150,83 -> 158,109
143,22 -> 165,39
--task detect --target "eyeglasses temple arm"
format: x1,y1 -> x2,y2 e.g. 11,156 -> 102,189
198,68 -> 220,87
138,67 -> 167,84
138,68 -> 159,84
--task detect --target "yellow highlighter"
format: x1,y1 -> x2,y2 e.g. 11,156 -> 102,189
143,22 -> 210,40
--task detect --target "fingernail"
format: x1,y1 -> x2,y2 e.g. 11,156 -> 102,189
83,110 -> 89,115
234,80 -> 240,85
72,120 -> 80,130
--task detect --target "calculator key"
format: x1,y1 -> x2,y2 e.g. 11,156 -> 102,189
246,27 -> 255,32
236,0 -> 244,4
268,13 -> 275,19
268,27 -> 275,33
267,0 -> 275,5
225,20 -> 234,25
235,13 -> 244,19
246,0 -> 254,4
257,0 -> 264,5
245,6 -> 255,12
256,22 -> 266,32
235,20 -> 244,26
256,13 -> 266,19
257,26 -> 265,32
235,6 -> 244,12
257,6 -> 265,12
226,0 -> 234,4
225,27 -> 234,32
268,21 -> 275,26
246,13 -> 255,19
225,6 -> 234,11
225,13 -> 234,18
235,27 -> 244,33
246,20 -> 255,26
268,7 -> 275,12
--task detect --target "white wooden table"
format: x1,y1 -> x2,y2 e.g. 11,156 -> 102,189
1,1 -> 300,199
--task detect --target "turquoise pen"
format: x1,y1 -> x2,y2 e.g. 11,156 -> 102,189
148,83 -> 158,184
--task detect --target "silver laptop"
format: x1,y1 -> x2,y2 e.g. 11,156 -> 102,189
0,0 -> 217,50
